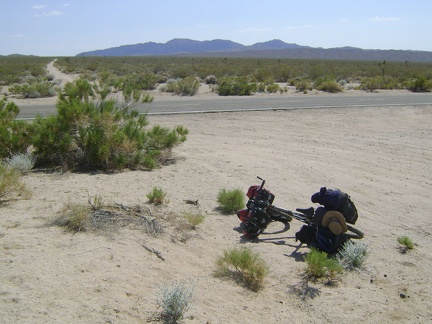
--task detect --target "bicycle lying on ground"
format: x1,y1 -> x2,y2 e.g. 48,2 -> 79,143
237,176 -> 364,240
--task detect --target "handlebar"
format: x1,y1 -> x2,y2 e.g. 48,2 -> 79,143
257,176 -> 265,190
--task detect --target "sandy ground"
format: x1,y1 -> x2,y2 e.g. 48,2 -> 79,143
1,63 -> 432,323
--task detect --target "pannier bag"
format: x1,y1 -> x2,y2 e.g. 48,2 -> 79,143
311,187 -> 358,224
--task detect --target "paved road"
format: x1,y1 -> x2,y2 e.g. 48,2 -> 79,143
16,92 -> 432,119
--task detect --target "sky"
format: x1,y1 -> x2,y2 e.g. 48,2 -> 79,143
1,0 -> 431,56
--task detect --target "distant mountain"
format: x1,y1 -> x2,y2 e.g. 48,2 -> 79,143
76,38 -> 432,62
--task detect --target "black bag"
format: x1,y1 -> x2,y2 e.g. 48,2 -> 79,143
295,224 -> 317,245
295,224 -> 344,253
311,187 -> 358,224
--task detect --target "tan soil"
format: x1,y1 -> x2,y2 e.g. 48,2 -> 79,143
1,62 -> 431,323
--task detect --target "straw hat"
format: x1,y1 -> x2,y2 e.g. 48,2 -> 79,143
322,211 -> 348,235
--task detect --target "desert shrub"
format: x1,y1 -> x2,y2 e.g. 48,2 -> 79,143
398,235 -> 415,252
337,240 -> 369,269
5,151 -> 36,173
158,280 -> 194,323
163,77 -> 200,96
293,78 -> 313,93
0,163 -> 31,200
0,56 -> 52,85
122,73 -> 158,91
215,247 -> 268,292
147,187 -> 167,205
360,76 -> 400,91
304,248 -> 343,280
88,194 -> 105,210
317,80 -> 343,93
30,79 -> 187,171
52,202 -> 91,232
184,212 -> 205,229
217,188 -> 245,213
408,77 -> 432,92
0,99 -> 33,158
257,82 -> 266,93
9,80 -> 56,98
314,76 -> 344,93
266,82 -> 280,93
205,75 -> 217,84
217,77 -> 255,96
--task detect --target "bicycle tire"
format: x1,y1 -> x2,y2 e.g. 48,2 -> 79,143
346,225 -> 364,239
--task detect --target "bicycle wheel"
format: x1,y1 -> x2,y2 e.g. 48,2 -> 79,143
346,225 -> 364,239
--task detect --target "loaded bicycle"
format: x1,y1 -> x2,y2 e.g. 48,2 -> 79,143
237,176 -> 364,251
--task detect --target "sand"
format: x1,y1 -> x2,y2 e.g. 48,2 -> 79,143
1,63 -> 431,324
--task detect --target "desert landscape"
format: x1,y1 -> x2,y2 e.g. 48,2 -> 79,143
1,65 -> 432,323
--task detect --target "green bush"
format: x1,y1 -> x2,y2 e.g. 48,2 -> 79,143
215,247 -> 268,292
217,77 -> 255,96
9,80 -> 56,98
408,77 -> 432,92
398,235 -> 415,251
266,83 -> 280,93
147,187 -> 167,205
317,80 -> 343,93
184,213 -> 205,229
30,79 -> 188,171
158,280 -> 194,323
0,99 -> 32,158
337,240 -> 369,269
164,77 -> 200,96
217,188 -> 245,213
293,79 -> 313,93
360,76 -> 400,91
304,248 -> 343,280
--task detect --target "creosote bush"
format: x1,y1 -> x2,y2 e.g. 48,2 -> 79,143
304,248 -> 343,281
217,188 -> 245,213
215,247 -> 268,292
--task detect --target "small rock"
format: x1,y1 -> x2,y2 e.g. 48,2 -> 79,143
400,292 -> 406,299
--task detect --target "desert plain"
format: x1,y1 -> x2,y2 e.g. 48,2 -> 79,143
1,65 -> 432,323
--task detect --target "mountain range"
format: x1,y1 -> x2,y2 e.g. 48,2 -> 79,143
76,38 -> 432,62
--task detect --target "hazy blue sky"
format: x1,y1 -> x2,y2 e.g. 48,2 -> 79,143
1,0 -> 430,56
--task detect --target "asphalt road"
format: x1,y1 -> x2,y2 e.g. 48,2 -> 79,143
16,92 -> 432,119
